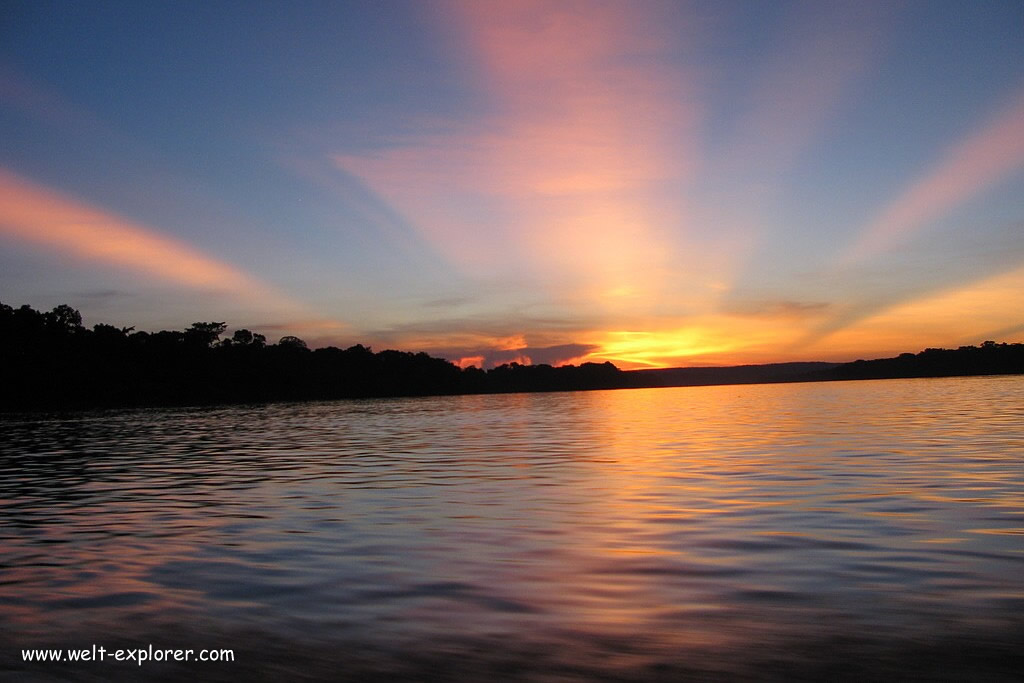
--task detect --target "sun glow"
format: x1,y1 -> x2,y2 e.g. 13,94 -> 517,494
335,0 -> 699,305
587,328 -> 745,369
3,3 -> 1020,368
809,266 -> 1024,358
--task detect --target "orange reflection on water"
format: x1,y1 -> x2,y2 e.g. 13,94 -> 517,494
4,379 -> 1023,672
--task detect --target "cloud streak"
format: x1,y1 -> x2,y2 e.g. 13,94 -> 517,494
0,168 -> 297,310
805,265 -> 1024,359
720,299 -> 830,319
715,1 -> 894,178
843,88 -> 1024,263
334,0 -> 699,302
444,343 -> 598,369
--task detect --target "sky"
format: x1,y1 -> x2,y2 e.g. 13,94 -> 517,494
1,0 -> 1022,369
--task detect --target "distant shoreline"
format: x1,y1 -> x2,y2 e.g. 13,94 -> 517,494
623,344 -> 1024,390
2,302 -> 1022,412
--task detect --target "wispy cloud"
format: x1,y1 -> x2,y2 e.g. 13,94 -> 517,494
975,321 -> 1024,343
842,87 -> 1024,263
720,299 -> 830,319
683,1 -> 896,300
714,1 -> 894,179
334,0 -> 699,303
443,343 -> 598,369
793,217 -> 1024,354
329,1 -> 901,366
801,265 -> 1024,359
0,168 -> 301,313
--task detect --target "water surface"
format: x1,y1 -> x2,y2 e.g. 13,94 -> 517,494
2,377 -> 1023,680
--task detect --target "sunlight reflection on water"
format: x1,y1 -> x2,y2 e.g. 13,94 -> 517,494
2,376 -> 1023,680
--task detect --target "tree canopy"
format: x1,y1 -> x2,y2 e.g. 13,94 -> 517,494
0,302 -> 623,410
2,302 -> 1021,412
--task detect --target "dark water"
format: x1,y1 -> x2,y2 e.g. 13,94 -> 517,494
2,376 -> 1023,681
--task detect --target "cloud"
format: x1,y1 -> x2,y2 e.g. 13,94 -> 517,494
714,1 -> 894,178
0,167 -> 301,313
798,265 -> 1024,359
695,2 -> 897,297
76,289 -> 129,301
843,87 -> 1024,263
974,321 -> 1024,342
333,0 -> 700,302
721,299 -> 830,319
421,296 -> 475,309
502,343 -> 598,367
338,299 -> 830,370
453,355 -> 485,370
798,218 -> 1024,349
357,309 -> 605,350
277,152 -> 448,268
432,343 -> 600,369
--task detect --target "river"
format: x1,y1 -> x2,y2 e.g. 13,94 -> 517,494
2,376 -> 1023,680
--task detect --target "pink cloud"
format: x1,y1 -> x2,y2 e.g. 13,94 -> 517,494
845,88 -> 1024,262
333,0 -> 699,289
454,355 -> 485,369
0,167 -> 295,309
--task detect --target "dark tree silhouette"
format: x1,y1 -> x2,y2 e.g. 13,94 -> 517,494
1,301 -> 1021,412
186,322 -> 228,347
45,304 -> 83,333
278,335 -> 309,350
222,329 -> 267,348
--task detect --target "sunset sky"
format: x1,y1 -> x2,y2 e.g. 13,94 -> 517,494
1,0 -> 1022,369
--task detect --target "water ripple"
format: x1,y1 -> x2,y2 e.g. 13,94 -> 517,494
2,376 -> 1024,679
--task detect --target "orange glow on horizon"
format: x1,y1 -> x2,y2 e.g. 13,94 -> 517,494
809,266 -> 1024,359
582,326 -> 767,370
579,265 -> 1024,368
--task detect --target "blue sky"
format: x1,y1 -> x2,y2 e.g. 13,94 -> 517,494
1,0 -> 1022,368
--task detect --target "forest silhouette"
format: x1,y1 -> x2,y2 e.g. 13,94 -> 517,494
2,302 -> 1022,411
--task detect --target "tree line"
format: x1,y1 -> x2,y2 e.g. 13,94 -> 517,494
825,342 -> 1024,381
0,303 -> 622,410
2,302 -> 1022,411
